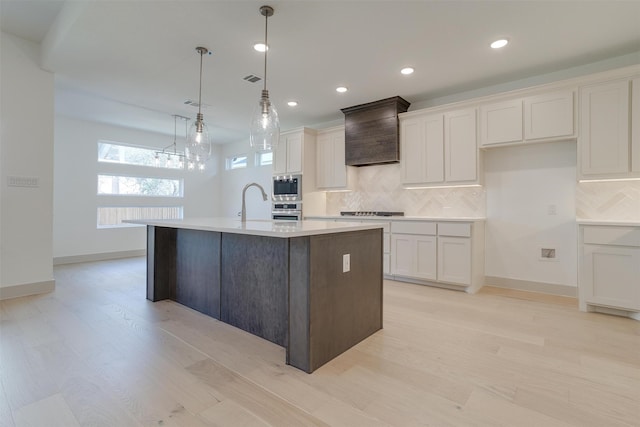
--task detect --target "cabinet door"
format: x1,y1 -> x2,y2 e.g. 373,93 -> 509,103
286,132 -> 304,174
580,79 -> 630,176
415,235 -> 437,280
273,141 -> 288,175
444,108 -> 477,182
582,245 -> 640,310
391,234 -> 414,277
424,114 -> 445,183
437,236 -> 471,285
632,78 -> 640,173
480,99 -> 523,146
316,130 -> 347,189
524,90 -> 574,140
401,114 -> 444,185
316,134 -> 332,188
400,117 -> 426,184
331,131 -> 347,187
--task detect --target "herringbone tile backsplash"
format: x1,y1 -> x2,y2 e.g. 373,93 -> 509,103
325,163 -> 640,220
325,163 -> 486,217
576,181 -> 640,220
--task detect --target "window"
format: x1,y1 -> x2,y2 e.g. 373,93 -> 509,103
97,206 -> 183,228
97,140 -> 184,228
256,151 -> 273,166
226,155 -> 247,170
98,175 -> 182,197
98,141 -> 183,169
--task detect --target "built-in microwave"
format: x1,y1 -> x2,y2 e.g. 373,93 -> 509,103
272,174 -> 302,202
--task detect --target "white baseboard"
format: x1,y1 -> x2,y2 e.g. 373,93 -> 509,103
53,249 -> 146,265
586,304 -> 640,321
484,276 -> 578,297
0,280 -> 55,300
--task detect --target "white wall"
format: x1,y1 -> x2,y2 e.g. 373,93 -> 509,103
0,32 -> 55,293
53,115 -> 221,259
484,141 -> 577,287
219,140 -> 273,220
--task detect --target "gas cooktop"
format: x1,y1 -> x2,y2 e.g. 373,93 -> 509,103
340,211 -> 405,217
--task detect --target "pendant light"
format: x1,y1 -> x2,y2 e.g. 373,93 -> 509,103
186,46 -> 212,167
249,5 -> 280,151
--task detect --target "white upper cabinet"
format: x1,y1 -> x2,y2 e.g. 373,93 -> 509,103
316,127 -> 355,190
273,139 -> 289,175
480,90 -> 574,147
400,113 -> 444,184
401,108 -> 477,185
273,129 -> 313,175
524,90 -> 574,140
579,78 -> 636,178
444,108 -> 478,183
480,99 -> 523,146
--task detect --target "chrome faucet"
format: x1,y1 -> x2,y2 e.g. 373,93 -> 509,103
241,182 -> 268,222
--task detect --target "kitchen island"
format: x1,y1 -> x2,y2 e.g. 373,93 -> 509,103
130,218 -> 384,373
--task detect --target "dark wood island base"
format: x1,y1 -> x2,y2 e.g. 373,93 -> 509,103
146,225 -> 383,373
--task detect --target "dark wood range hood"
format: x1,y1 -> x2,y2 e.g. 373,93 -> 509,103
341,96 -> 410,166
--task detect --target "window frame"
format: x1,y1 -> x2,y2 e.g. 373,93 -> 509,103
225,154 -> 248,170
96,140 -> 185,229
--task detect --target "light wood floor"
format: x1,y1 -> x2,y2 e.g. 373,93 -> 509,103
1,258 -> 639,426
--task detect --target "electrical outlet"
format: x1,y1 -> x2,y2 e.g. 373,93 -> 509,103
7,176 -> 39,188
547,204 -> 557,215
343,254 -> 350,273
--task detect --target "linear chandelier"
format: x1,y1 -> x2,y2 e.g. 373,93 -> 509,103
155,114 -> 205,170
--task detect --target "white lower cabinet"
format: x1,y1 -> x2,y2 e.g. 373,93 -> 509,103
390,220 -> 484,292
579,224 -> 640,313
391,234 -> 437,280
437,236 -> 471,286
305,217 -> 484,292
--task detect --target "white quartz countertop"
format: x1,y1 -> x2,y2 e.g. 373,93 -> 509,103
305,215 -> 485,222
576,219 -> 640,227
125,218 -> 384,238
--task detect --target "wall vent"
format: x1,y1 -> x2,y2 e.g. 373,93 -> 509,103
243,74 -> 262,83
184,100 -> 210,109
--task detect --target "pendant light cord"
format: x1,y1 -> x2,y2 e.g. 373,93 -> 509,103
198,50 -> 204,117
263,12 -> 268,92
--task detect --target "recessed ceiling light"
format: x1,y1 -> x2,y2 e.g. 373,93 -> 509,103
401,67 -> 414,75
490,39 -> 509,49
336,86 -> 348,93
253,43 -> 268,52
287,101 -> 298,107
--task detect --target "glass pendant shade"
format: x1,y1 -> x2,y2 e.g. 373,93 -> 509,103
186,113 -> 211,164
250,90 -> 280,151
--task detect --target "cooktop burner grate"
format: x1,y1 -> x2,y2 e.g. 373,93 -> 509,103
340,211 -> 405,217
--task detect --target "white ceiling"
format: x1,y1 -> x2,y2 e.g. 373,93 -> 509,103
2,0 -> 640,144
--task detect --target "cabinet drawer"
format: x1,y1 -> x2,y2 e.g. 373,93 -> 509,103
583,226 -> 640,247
438,222 -> 471,237
392,221 -> 436,235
